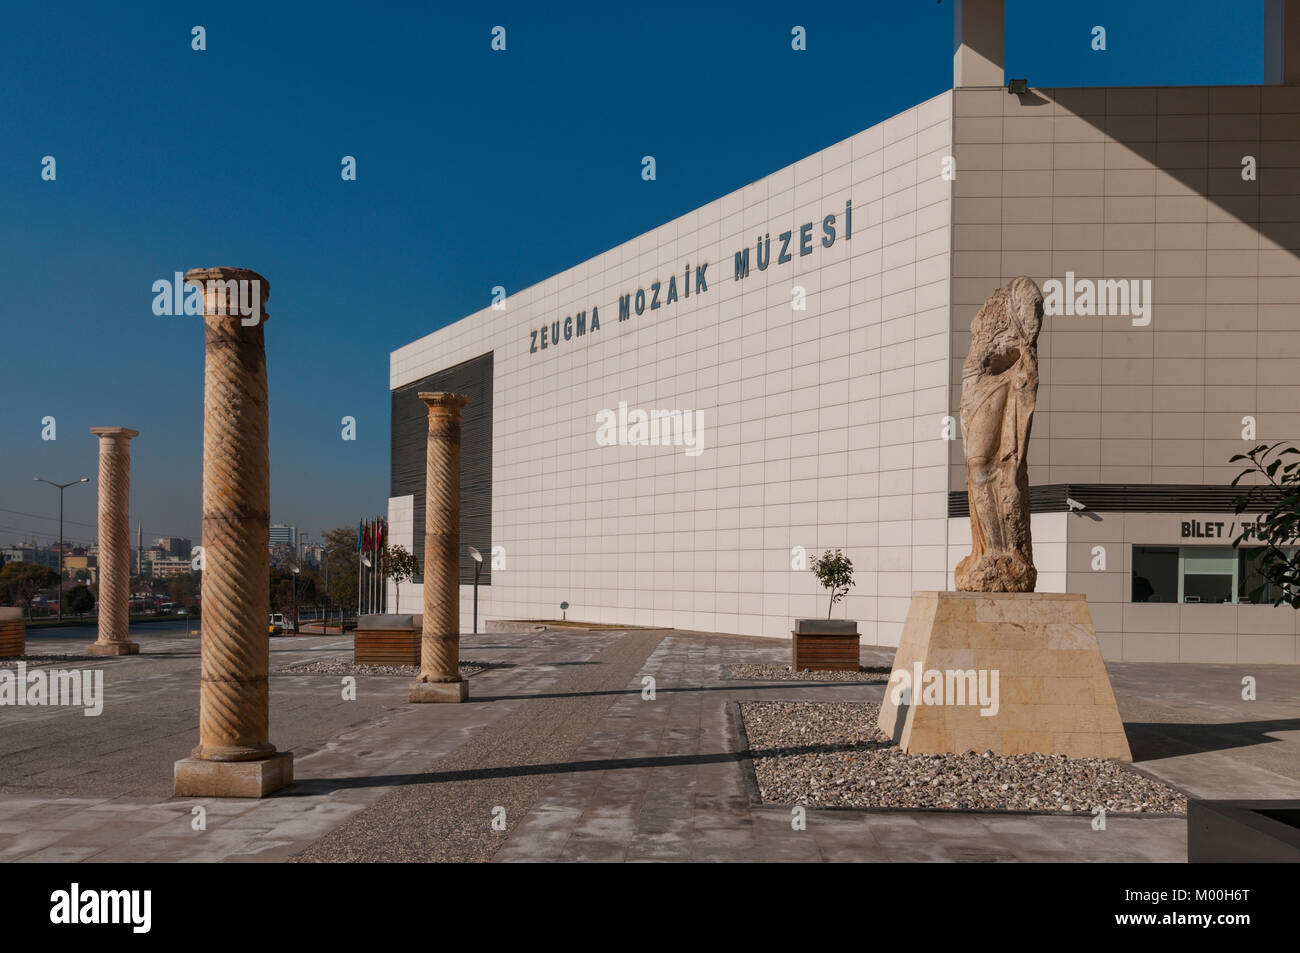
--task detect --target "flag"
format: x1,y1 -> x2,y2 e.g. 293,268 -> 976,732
356,522 -> 362,552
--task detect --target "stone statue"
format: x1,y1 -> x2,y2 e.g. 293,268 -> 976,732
955,276 -> 1043,593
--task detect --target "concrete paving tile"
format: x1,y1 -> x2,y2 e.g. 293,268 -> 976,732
14,845 -> 104,862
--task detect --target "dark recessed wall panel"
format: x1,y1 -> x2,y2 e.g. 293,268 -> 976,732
390,351 -> 493,585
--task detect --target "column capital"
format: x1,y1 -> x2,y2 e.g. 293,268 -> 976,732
418,392 -> 471,413
183,266 -> 271,323
90,427 -> 140,441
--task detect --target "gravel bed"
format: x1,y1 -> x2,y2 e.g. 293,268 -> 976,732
275,655 -> 486,678
1,655 -> 99,669
729,663 -> 889,683
741,700 -> 1186,815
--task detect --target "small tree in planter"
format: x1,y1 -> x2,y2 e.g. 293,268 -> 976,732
811,549 -> 855,620
355,544 -> 422,666
384,544 -> 418,613
792,549 -> 859,671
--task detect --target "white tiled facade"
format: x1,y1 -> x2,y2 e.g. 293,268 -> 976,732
390,91 -> 955,646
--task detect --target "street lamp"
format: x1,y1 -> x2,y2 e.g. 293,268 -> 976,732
467,546 -> 483,634
33,476 -> 89,621
291,564 -> 300,635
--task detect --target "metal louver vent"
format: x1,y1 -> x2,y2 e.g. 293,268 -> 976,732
390,351 -> 494,585
948,484 -> 1281,517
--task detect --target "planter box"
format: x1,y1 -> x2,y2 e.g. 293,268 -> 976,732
792,618 -> 859,671
0,607 -> 23,658
354,613 -> 419,666
793,619 -> 858,635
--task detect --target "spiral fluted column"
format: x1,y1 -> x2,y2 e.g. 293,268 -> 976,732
174,266 -> 292,797
87,427 -> 139,656
410,392 -> 471,703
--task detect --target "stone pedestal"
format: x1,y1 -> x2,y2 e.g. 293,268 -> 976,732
878,591 -> 1132,761
174,752 -> 294,799
174,266 -> 291,797
410,392 -> 471,704
409,680 -> 470,703
87,427 -> 140,657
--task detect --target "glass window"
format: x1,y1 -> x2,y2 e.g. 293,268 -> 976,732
1238,546 -> 1296,604
1181,546 -> 1234,604
1132,546 -> 1178,603
1131,544 -> 1292,605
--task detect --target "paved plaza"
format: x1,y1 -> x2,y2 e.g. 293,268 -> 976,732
1,621 -> 1297,862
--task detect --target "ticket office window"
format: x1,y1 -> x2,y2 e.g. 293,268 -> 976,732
1132,545 -> 1291,604
1180,547 -> 1234,604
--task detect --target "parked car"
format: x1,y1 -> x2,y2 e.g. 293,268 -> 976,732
268,613 -> 283,635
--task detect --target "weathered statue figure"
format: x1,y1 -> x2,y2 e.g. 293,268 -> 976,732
955,276 -> 1043,593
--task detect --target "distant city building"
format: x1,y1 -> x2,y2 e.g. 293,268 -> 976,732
63,553 -> 97,583
155,537 -> 192,559
269,524 -> 297,551
1,545 -> 58,569
147,555 -> 192,578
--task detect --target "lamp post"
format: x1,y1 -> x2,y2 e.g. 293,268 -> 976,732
291,564 -> 300,635
33,476 -> 89,621
467,546 -> 483,634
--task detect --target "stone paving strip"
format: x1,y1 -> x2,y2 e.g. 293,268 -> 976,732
728,663 -> 889,683
1,654 -> 99,668
292,630 -> 667,862
275,655 -> 488,678
741,700 -> 1187,814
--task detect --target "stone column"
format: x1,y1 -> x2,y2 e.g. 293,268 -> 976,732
174,266 -> 292,798
87,427 -> 140,656
410,392 -> 471,703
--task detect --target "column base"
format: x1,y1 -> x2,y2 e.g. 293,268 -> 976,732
173,752 -> 294,798
87,641 -> 140,656
409,679 -> 469,703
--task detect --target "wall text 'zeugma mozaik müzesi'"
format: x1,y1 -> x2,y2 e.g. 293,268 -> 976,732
529,200 -> 853,355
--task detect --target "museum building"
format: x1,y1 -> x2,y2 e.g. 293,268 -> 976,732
389,0 -> 1300,663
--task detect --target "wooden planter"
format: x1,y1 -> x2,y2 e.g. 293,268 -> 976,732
354,613 -> 420,666
0,608 -> 23,658
792,619 -> 859,671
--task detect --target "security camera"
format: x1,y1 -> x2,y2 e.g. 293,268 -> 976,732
1066,498 -> 1086,512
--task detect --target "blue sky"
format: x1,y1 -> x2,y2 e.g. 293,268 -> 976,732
0,1 -> 1265,548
